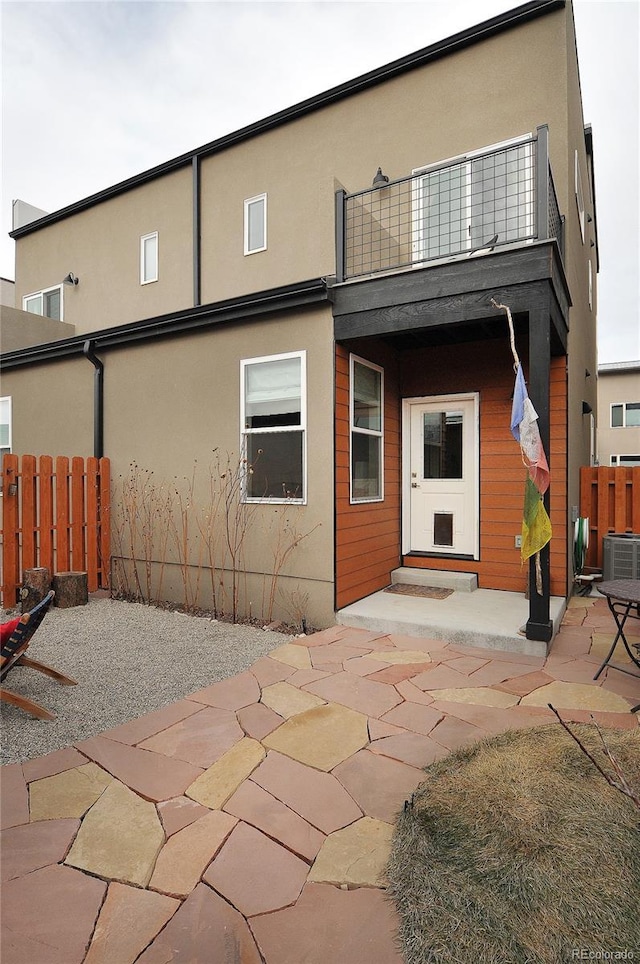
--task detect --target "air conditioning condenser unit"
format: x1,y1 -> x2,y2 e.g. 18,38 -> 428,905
602,533 -> 640,581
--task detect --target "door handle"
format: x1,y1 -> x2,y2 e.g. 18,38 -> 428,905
411,482 -> 419,488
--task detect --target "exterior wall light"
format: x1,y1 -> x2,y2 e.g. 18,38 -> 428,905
372,167 -> 389,188
62,272 -> 79,286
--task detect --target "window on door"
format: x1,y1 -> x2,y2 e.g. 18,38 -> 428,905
241,351 -> 305,502
350,355 -> 383,503
413,136 -> 534,260
23,285 -> 63,320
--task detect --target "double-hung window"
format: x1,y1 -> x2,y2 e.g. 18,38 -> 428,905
611,402 -> 640,428
241,351 -> 305,501
23,285 -> 63,320
413,135 -> 534,261
350,355 -> 383,502
244,194 -> 267,255
140,232 -> 158,284
0,397 -> 11,461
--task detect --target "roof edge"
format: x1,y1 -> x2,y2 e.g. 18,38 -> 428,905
10,0 -> 565,240
0,278 -> 329,368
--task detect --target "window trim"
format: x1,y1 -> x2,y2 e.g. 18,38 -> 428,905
610,455 -> 640,467
611,402 -> 640,428
244,194 -> 267,255
349,353 -> 384,504
140,231 -> 159,284
22,284 -> 64,320
0,395 -> 12,460
240,349 -> 306,504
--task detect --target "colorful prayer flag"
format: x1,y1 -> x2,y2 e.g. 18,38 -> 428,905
521,476 -> 553,561
511,364 -> 552,566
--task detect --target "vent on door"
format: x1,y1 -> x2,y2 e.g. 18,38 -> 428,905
602,534 -> 640,581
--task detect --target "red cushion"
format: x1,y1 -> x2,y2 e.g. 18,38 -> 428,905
0,617 -> 22,647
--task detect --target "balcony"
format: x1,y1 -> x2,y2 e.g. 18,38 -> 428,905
335,126 -> 563,284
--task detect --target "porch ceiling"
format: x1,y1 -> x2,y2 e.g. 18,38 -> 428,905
331,240 -> 569,356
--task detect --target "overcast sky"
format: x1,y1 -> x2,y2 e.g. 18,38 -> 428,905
1,0 -> 638,363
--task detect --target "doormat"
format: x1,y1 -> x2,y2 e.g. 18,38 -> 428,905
384,583 -> 454,599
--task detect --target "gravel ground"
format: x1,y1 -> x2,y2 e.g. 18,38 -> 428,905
1,596 -> 294,766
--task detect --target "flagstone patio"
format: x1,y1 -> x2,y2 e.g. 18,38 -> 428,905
1,594 -> 638,964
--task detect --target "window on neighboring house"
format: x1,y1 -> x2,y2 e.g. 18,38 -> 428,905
140,232 -> 158,284
350,355 -> 383,502
0,397 -> 11,461
588,259 -> 593,310
241,351 -> 305,501
23,285 -> 62,320
610,455 -> 640,467
244,194 -> 267,255
575,151 -> 585,243
611,402 -> 640,428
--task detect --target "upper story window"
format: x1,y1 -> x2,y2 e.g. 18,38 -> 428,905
611,402 -> 640,428
0,397 -> 11,460
244,194 -> 267,255
241,350 -> 305,502
575,151 -> 585,244
350,355 -> 384,503
140,232 -> 158,284
23,285 -> 62,320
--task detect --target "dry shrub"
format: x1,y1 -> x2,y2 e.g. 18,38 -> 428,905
386,723 -> 640,964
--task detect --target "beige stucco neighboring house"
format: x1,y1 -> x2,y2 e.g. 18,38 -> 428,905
597,361 -> 640,467
1,0 -> 598,642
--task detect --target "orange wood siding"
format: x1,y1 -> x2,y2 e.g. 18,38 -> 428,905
335,338 -> 568,608
335,342 -> 401,610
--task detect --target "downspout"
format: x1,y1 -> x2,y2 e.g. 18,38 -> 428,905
83,340 -> 104,459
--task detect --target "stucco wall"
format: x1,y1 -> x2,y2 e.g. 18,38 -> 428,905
597,367 -> 640,465
0,305 -> 75,353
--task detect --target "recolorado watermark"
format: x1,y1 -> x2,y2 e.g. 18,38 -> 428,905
571,951 -> 635,961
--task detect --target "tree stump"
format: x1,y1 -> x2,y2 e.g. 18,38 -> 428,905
21,567 -> 52,613
53,572 -> 88,608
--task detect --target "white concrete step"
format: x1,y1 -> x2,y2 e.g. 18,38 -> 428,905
391,567 -> 478,593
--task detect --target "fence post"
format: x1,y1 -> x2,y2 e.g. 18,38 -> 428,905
99,456 -> 111,590
1,454 -> 20,607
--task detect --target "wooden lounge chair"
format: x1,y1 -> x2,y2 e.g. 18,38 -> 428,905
1,591 -> 77,720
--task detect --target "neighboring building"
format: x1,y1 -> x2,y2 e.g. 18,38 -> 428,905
1,0 -> 598,641
597,361 -> 640,467
1,277 -> 16,307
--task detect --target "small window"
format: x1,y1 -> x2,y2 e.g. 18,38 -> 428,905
22,285 -> 62,320
610,455 -> 640,467
140,232 -> 158,284
350,355 -> 383,502
244,194 -> 267,255
241,351 -> 305,502
588,259 -> 593,310
611,402 -> 640,428
0,396 -> 11,461
575,151 -> 585,244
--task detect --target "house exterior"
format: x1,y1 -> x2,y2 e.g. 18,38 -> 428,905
597,361 -> 640,467
1,0 -> 598,641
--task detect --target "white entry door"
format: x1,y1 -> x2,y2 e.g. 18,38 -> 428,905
406,396 -> 478,557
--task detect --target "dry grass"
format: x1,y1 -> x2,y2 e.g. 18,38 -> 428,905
386,723 -> 640,964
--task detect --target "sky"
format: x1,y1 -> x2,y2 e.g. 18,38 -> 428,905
1,0 -> 638,363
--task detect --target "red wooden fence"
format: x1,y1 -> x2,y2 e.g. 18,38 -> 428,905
580,465 -> 640,569
1,454 -> 110,608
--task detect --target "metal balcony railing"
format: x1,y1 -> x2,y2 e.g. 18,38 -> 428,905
335,125 -> 564,283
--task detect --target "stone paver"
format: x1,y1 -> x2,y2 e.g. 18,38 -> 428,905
250,750 -> 362,833
185,737 -> 265,809
2,595 -> 637,964
149,808 -> 238,898
308,816 -> 393,888
333,749 -> 424,823
1,817 -> 80,881
137,882 -> 262,963
1,863 -> 107,964
224,778 -> 325,862
249,882 -> 404,964
84,882 -> 179,964
203,821 -> 309,916
263,702 -> 369,770
65,780 -> 164,887
74,735 -> 204,803
260,681 -> 326,718
28,762 -> 113,821
138,705 -> 244,768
